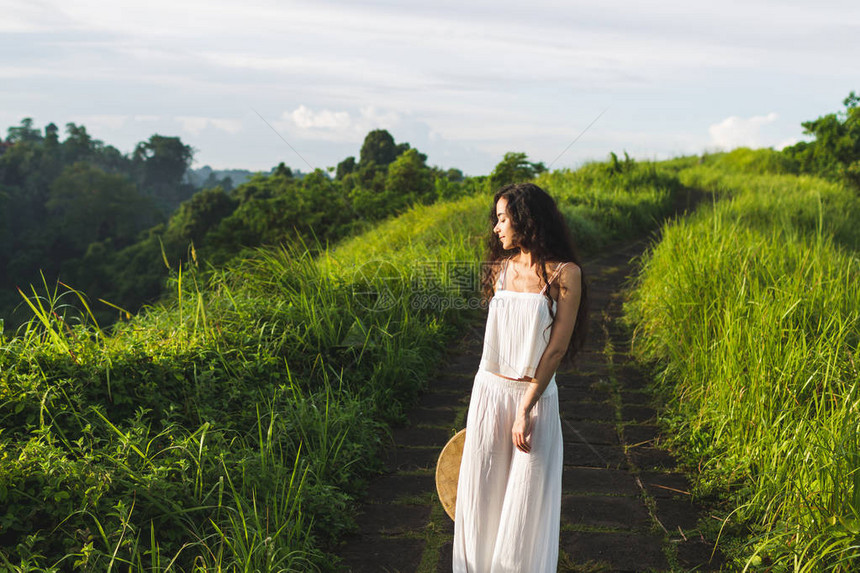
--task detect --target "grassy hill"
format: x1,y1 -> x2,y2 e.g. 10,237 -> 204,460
7,144 -> 858,570
0,158 -> 681,570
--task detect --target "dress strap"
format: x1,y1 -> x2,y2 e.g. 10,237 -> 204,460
539,262 -> 569,295
501,257 -> 511,290
494,258 -> 506,291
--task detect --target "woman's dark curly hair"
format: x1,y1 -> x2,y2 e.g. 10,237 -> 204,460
481,182 -> 589,362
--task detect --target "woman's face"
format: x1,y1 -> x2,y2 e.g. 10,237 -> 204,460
493,197 -> 516,250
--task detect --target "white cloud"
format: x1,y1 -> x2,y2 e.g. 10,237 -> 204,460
175,116 -> 242,135
709,112 -> 780,149
133,115 -> 160,122
291,105 -> 351,130
279,105 -> 400,143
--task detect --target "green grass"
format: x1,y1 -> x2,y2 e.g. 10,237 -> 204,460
1,240 -> 447,571
625,164 -> 860,571
0,156 -> 683,571
537,158 -> 681,253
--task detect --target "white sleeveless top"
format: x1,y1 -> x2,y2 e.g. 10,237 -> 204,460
478,258 -> 569,379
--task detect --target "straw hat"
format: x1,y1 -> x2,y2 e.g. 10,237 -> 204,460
436,428 -> 466,521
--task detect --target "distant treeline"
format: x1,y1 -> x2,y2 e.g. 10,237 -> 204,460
4,91 -> 853,331
0,120 -> 196,327
0,122 -> 544,330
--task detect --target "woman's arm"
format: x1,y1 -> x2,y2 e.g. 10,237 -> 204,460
511,263 -> 582,453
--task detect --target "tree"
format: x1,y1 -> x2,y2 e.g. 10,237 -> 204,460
38,123 -> 63,187
6,118 -> 42,144
97,144 -> 131,174
44,123 -> 59,147
359,129 -> 405,169
231,173 -> 273,205
62,123 -> 97,163
298,169 -> 352,243
0,138 -> 44,188
46,163 -> 159,258
445,168 -> 464,182
489,152 -> 546,189
132,134 -> 195,211
348,149 -> 430,223
274,162 -> 293,178
385,148 -> 434,204
133,135 -> 194,188
784,91 -> 860,189
165,187 -> 237,248
336,156 -> 356,180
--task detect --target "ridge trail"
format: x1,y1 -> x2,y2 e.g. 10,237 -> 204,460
338,193 -> 722,572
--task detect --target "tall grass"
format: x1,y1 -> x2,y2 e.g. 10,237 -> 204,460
1,238 -> 445,570
0,156 -> 683,570
537,158 -> 681,253
625,165 -> 860,570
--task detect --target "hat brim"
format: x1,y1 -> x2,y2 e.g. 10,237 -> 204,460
436,428 -> 466,521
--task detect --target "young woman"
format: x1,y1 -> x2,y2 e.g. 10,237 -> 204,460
453,182 -> 587,572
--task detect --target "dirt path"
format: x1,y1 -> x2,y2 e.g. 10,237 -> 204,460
337,219 -> 722,572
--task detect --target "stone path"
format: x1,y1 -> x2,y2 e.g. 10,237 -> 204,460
337,237 -> 724,572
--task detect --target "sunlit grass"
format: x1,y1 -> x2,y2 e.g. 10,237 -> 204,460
625,166 -> 860,571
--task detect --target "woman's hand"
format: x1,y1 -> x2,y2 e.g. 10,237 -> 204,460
512,412 -> 532,453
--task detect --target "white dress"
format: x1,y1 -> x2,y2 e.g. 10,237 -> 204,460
453,259 -> 566,573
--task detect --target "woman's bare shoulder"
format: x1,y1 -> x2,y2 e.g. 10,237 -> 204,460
543,260 -> 579,284
546,260 -> 580,273
557,261 -> 582,289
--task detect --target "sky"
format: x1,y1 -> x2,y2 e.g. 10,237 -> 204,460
2,0 -> 858,176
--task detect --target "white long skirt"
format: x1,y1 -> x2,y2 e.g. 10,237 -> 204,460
453,368 -> 563,573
